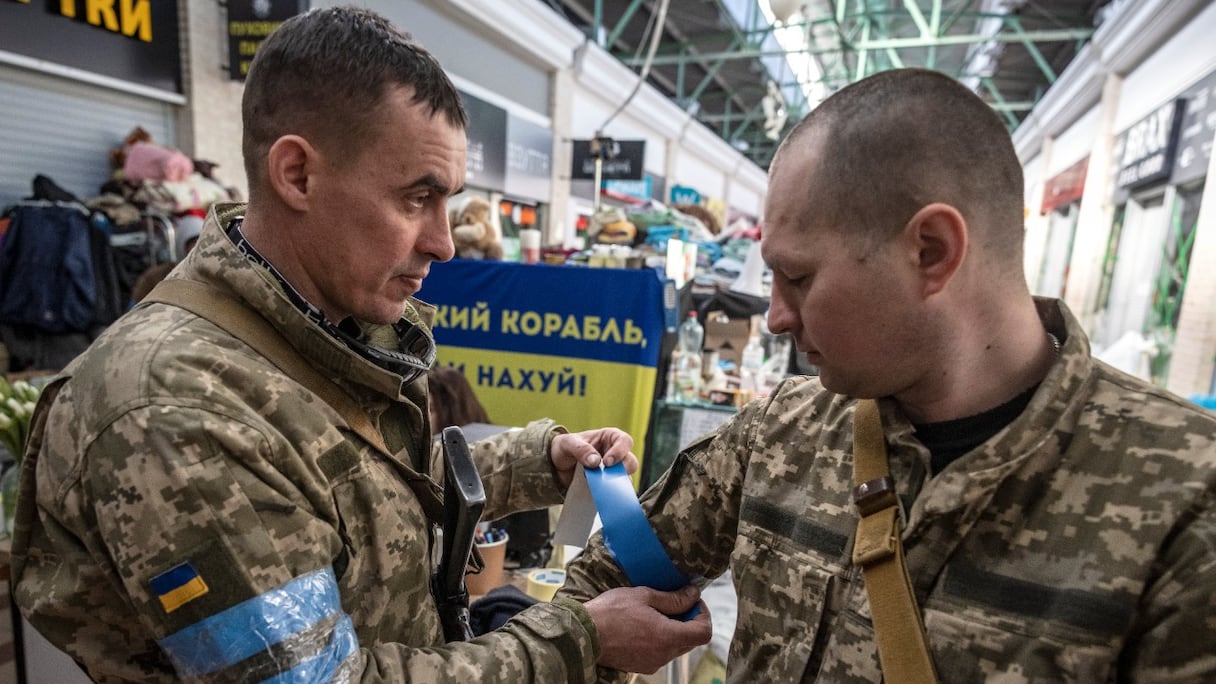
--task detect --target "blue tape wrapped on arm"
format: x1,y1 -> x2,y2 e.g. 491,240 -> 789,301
584,463 -> 701,620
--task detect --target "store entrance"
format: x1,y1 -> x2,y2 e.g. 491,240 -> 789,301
1096,193 -> 1167,353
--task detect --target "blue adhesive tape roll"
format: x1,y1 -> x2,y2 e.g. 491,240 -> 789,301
584,463 -> 700,620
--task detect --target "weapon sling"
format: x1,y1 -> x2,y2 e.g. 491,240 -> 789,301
851,399 -> 938,683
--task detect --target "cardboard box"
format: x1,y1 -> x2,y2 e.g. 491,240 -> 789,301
703,310 -> 760,367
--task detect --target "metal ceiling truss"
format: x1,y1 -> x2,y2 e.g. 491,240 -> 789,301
626,21 -> 1091,70
550,0 -> 1107,169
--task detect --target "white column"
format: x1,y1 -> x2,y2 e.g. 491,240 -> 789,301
179,0 -> 247,197
548,67 -> 574,247
1064,71 -> 1122,330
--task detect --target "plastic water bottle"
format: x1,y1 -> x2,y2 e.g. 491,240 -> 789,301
673,312 -> 704,402
739,333 -> 765,393
678,311 -> 704,354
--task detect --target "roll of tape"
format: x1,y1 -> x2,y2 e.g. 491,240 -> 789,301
583,463 -> 699,620
527,569 -> 566,602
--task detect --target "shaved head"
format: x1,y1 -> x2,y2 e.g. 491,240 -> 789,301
774,68 -> 1024,267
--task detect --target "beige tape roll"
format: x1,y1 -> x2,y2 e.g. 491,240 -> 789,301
526,569 -> 566,602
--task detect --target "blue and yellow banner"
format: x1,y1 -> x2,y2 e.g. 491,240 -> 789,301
419,260 -> 667,478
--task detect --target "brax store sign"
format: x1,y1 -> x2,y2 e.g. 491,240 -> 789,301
1115,99 -> 1185,190
0,0 -> 180,93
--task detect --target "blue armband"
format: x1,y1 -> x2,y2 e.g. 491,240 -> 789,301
158,567 -> 359,681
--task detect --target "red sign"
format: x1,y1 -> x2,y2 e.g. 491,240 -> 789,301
1040,156 -> 1088,214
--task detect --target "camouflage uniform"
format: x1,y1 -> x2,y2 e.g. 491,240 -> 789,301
11,203 -> 599,682
562,298 -> 1216,682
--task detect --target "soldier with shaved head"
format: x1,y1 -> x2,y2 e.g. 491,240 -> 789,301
562,68 -> 1216,681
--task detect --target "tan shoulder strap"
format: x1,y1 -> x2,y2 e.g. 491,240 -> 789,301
143,278 -> 444,524
146,279 -> 390,455
851,398 -> 938,683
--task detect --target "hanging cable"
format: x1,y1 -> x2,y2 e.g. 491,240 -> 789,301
598,0 -> 671,133
629,4 -> 657,66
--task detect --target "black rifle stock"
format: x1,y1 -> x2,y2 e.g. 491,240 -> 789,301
432,426 -> 487,642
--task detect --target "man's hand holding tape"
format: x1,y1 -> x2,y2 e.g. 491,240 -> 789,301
548,428 -> 713,675
550,427 -> 637,487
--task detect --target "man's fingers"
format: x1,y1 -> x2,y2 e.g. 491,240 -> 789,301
618,452 -> 639,474
649,584 -> 701,616
679,602 -> 713,647
587,586 -> 713,673
578,447 -> 603,468
553,434 -> 602,469
583,428 -> 635,469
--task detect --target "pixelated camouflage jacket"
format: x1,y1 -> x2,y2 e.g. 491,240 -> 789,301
11,203 -> 600,683
562,298 -> 1216,683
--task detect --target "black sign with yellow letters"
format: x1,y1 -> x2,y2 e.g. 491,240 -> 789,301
0,0 -> 180,94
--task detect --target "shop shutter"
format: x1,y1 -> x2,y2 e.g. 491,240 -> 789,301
0,62 -> 175,209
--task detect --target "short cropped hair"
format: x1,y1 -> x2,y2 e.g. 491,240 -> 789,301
778,68 -> 1024,261
241,6 -> 467,197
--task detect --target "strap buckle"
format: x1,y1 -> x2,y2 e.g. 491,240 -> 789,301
852,476 -> 897,517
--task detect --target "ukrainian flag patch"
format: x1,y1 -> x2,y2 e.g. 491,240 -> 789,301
151,562 -> 210,613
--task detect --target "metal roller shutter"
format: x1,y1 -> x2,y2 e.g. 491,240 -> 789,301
0,62 -> 175,209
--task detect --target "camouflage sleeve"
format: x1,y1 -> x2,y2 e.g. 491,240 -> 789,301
471,418 -> 568,521
558,397 -> 762,680
426,419 -> 567,519
1119,488 -> 1216,681
358,599 -> 598,682
78,407 -> 595,683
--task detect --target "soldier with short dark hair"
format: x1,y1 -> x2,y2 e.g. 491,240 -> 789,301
11,6 -> 709,681
562,68 -> 1216,681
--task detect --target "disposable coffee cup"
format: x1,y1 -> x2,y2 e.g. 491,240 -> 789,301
465,532 -> 509,597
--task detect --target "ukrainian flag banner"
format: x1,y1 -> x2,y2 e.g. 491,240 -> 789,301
419,260 -> 667,480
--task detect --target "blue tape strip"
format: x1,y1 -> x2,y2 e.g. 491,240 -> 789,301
158,567 -> 353,678
260,613 -> 359,684
584,463 -> 699,620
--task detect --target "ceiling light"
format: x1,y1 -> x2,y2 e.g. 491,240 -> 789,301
766,0 -> 803,24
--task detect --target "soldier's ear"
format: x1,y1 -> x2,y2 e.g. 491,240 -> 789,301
902,202 -> 967,298
266,135 -> 315,211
